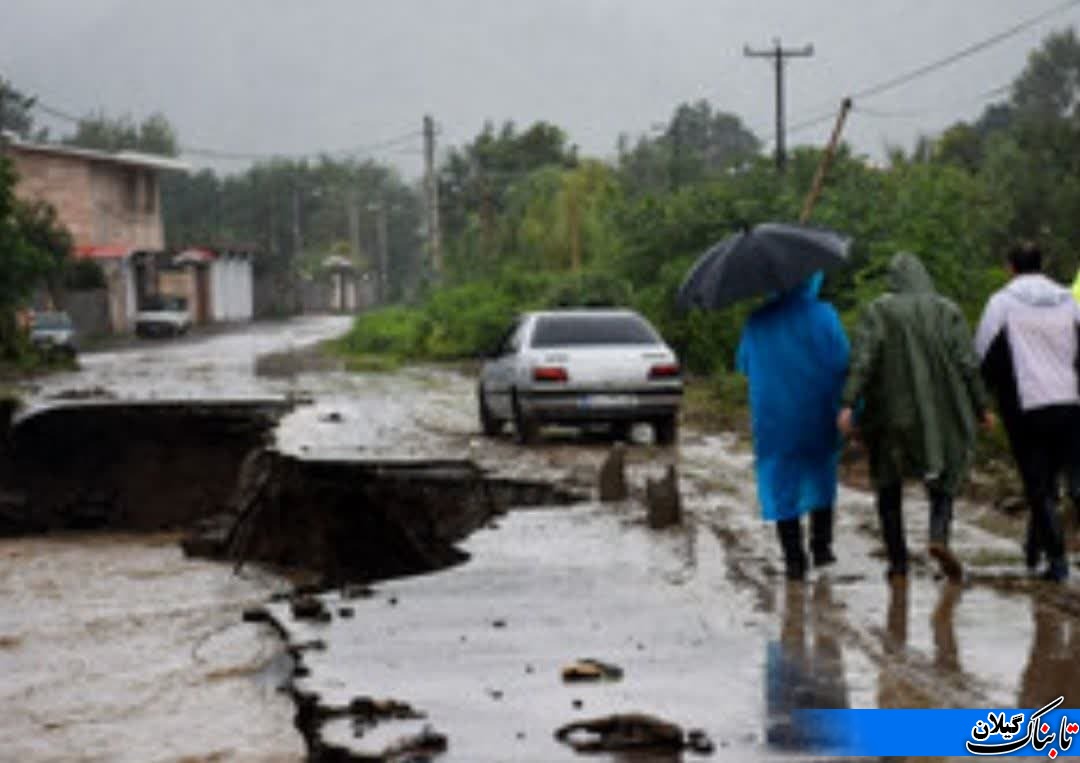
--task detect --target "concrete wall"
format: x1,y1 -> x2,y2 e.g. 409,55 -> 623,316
255,271 -> 300,318
59,289 -> 111,338
97,259 -> 136,333
207,255 -> 253,322
9,148 -> 163,249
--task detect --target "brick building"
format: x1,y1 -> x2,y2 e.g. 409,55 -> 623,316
3,135 -> 189,332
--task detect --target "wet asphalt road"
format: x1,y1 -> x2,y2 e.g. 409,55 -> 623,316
6,316 -> 1080,761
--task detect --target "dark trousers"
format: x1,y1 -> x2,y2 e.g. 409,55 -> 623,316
776,509 -> 834,579
1014,405 -> 1077,573
875,483 -> 953,576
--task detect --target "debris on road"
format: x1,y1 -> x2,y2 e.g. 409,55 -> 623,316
597,443 -> 628,501
555,713 -> 689,754
46,385 -> 116,400
560,658 -> 624,683
646,463 -> 682,529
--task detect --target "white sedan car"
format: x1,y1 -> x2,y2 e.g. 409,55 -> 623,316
478,309 -> 683,445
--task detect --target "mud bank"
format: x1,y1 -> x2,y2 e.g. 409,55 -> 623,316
2,400 -> 291,533
188,452 -> 585,586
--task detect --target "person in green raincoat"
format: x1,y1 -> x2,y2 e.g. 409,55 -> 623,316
1073,267 -> 1080,303
837,252 -> 993,582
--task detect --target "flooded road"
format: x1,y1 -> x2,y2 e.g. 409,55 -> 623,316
0,532 -> 302,762
5,316 -> 1079,761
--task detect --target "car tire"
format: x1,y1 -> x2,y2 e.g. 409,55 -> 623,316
478,384 -> 502,436
610,421 -> 633,442
653,414 -> 678,446
512,389 -> 539,445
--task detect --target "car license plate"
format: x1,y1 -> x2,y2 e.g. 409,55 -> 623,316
579,394 -> 636,409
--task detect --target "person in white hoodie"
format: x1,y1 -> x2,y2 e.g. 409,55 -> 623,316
975,242 -> 1080,582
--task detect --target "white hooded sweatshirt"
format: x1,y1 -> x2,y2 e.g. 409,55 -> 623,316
975,273 -> 1080,411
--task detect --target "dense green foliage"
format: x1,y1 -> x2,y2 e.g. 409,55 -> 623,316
163,158 -> 423,300
344,29 -> 1080,387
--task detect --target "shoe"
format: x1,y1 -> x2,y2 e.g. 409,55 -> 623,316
928,543 -> 964,582
812,548 -> 837,568
1042,559 -> 1069,583
785,564 -> 807,582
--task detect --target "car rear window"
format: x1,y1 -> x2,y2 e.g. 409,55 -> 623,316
32,312 -> 72,329
530,314 -> 660,348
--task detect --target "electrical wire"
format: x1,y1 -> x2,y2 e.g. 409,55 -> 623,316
849,0 -> 1080,103
28,97 -> 421,163
760,0 -> 1079,147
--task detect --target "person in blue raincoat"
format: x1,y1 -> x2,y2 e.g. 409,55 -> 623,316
737,273 -> 850,580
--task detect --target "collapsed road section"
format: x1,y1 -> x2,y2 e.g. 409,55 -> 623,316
2,399 -> 584,582
187,452 -> 585,585
3,399 -> 292,533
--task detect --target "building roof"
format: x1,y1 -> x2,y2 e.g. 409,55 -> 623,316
75,245 -> 137,260
2,133 -> 190,173
175,247 -> 216,264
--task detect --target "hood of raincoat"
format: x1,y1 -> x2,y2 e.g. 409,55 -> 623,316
887,252 -> 935,294
1005,273 -> 1073,308
769,271 -> 824,306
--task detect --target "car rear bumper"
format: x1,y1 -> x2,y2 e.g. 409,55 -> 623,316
519,388 -> 681,422
136,322 -> 185,336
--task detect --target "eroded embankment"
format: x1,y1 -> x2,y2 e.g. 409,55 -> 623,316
186,451 -> 585,585
3,400 -> 291,533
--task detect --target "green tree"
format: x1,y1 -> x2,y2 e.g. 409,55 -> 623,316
0,157 -> 60,355
64,111 -> 179,156
438,120 -> 578,266
0,78 -> 39,139
617,100 -> 760,194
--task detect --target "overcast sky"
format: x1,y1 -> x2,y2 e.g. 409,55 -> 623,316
2,1 -> 1077,179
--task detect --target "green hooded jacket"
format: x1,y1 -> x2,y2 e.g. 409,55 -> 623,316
841,252 -> 990,494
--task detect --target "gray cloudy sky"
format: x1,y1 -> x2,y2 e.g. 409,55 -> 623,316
2,1 -> 1077,179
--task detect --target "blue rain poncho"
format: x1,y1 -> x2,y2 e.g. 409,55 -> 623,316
736,274 -> 850,521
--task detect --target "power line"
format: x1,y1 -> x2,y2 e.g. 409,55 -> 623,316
28,97 -> 421,163
766,0 -> 1080,147
853,84 -> 1012,119
850,0 -> 1080,103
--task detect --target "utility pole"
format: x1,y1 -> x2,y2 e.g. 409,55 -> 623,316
291,185 -> 302,258
347,188 -> 360,260
423,114 -> 442,277
371,199 -> 390,304
744,39 -> 814,172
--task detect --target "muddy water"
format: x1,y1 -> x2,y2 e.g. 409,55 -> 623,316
0,533 -> 303,762
8,317 -> 1080,761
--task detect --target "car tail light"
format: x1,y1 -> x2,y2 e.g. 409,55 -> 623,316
533,365 -> 568,382
649,363 -> 681,380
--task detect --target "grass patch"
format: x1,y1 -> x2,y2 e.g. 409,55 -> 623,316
680,370 -> 750,436
342,353 -> 402,373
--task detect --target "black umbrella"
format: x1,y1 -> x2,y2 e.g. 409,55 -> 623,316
675,222 -> 852,311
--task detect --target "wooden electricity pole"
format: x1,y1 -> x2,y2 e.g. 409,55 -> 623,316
372,199 -> 390,304
423,114 -> 442,277
744,39 -> 814,172
799,98 -> 853,223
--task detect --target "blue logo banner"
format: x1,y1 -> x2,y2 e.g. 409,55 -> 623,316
794,699 -> 1079,757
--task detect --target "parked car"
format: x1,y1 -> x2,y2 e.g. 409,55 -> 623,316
478,309 -> 683,445
135,295 -> 192,338
29,311 -> 77,357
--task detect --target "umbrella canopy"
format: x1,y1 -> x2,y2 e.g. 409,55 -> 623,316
675,222 -> 852,311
